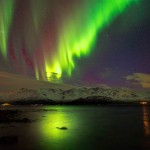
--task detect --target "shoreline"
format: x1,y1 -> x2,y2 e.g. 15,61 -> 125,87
0,99 -> 149,106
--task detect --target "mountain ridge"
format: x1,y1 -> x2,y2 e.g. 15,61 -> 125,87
0,71 -> 149,103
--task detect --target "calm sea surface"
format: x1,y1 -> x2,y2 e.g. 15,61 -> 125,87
0,105 -> 150,150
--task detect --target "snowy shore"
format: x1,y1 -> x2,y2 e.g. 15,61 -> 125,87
0,71 -> 150,104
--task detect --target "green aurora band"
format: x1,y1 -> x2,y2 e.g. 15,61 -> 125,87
0,0 -> 140,81
0,0 -> 15,58
37,0 -> 140,81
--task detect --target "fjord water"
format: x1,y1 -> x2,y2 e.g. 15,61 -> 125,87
0,105 -> 150,150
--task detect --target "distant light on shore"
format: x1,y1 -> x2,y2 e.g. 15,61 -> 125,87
140,101 -> 148,105
1,103 -> 12,106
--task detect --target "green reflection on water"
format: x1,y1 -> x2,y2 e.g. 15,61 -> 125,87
40,107 -> 78,149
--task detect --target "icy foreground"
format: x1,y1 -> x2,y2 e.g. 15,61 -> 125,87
0,71 -> 150,103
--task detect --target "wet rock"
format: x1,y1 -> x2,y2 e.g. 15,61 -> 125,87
0,110 -> 20,123
15,117 -> 31,123
57,127 -> 68,130
0,110 -> 31,124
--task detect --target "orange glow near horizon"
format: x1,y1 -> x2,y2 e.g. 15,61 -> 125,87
142,105 -> 150,136
140,101 -> 148,105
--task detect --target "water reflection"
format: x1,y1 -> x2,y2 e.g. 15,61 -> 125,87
40,107 -> 78,149
142,105 -> 150,136
1,106 -> 149,150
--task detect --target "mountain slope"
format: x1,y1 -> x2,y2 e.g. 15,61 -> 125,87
0,71 -> 149,103
0,71 -> 74,91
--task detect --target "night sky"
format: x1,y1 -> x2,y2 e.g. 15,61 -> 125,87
0,0 -> 150,90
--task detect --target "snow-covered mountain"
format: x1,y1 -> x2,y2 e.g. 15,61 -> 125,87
0,71 -> 149,103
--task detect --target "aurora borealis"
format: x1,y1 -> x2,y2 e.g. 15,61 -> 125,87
0,0 -> 150,89
0,0 -> 15,58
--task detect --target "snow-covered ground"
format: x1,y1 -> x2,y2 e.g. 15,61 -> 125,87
0,71 -> 149,103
